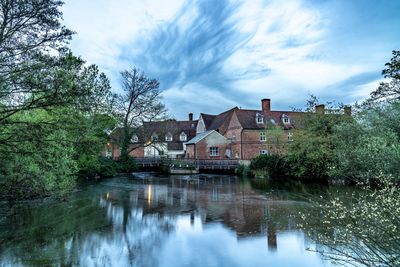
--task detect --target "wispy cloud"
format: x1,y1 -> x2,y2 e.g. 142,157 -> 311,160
62,0 -> 400,119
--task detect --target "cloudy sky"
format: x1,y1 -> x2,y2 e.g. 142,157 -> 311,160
62,0 -> 400,120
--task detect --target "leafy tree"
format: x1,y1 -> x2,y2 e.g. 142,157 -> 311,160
332,103 -> 400,182
286,97 -> 351,179
368,50 -> 400,103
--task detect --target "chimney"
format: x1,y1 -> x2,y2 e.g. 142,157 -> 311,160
188,113 -> 193,121
316,104 -> 325,114
261,99 -> 271,112
344,106 -> 352,116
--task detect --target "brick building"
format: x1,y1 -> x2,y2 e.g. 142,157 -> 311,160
108,98 -> 350,161
107,114 -> 197,159
187,99 -> 306,160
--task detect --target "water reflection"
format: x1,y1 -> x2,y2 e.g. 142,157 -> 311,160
0,174 -> 332,267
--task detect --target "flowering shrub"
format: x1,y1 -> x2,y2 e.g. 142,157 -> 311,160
298,178 -> 400,267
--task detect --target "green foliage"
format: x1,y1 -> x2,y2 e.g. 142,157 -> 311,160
332,104 -> 400,182
0,111 -> 78,199
236,164 -> 253,178
250,154 -> 287,178
286,112 -> 349,179
298,179 -> 400,267
115,157 -> 138,174
98,157 -> 118,177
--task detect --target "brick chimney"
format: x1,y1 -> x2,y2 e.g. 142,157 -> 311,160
188,113 -> 193,121
261,99 -> 271,112
316,104 -> 325,114
344,106 -> 352,116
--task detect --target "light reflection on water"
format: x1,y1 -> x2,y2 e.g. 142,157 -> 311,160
0,174 -> 332,267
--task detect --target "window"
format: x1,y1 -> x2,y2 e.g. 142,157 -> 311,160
232,134 -> 236,141
288,132 -> 293,141
130,135 -> 138,143
282,114 -> 290,124
260,150 -> 269,155
256,114 -> 264,124
180,132 -> 187,141
165,133 -> 173,142
151,133 -> 158,142
260,132 -> 266,142
209,147 -> 219,156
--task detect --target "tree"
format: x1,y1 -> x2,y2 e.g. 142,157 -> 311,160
367,50 -> 400,103
331,103 -> 400,182
286,96 -> 351,179
0,0 -> 75,120
116,67 -> 167,162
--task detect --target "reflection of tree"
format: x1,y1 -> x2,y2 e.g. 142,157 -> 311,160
298,181 -> 400,267
0,175 -> 328,265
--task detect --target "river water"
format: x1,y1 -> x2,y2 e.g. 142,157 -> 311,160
0,173 -> 339,267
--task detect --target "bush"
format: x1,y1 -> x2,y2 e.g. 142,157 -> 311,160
237,164 -> 253,178
98,156 -> 118,177
250,154 -> 287,178
115,156 -> 138,173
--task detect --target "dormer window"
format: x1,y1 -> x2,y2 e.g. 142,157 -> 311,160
180,132 -> 187,141
130,134 -> 138,143
256,113 -> 264,124
282,114 -> 290,124
151,133 -> 158,142
165,133 -> 173,142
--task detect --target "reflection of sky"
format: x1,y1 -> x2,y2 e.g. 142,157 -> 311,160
0,176 -> 333,266
79,201 -> 327,267
76,177 -> 330,267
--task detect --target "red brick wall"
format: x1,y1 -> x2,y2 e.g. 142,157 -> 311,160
112,144 -> 144,159
186,140 -> 229,159
240,129 -> 295,159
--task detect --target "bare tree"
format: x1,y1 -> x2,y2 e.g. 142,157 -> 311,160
116,67 -> 167,161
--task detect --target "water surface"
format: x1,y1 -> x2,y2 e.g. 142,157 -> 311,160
0,173 -> 334,267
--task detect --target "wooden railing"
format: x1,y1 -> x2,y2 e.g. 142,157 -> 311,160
134,157 -> 239,170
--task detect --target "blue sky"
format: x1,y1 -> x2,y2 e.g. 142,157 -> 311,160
62,0 -> 400,120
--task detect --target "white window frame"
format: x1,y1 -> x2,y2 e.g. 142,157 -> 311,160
165,133 -> 173,142
282,115 -> 290,124
260,132 -> 266,142
256,114 -> 264,124
260,150 -> 269,155
180,132 -> 187,141
209,147 -> 219,156
131,135 -> 138,143
151,133 -> 158,142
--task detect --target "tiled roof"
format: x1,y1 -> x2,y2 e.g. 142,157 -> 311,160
235,109 -> 306,130
110,119 -> 198,145
201,107 -> 238,134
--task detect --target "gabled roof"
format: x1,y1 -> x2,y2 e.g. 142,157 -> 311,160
200,107 -> 238,134
185,130 -> 214,145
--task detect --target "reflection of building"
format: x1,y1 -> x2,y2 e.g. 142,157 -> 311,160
102,175 -> 300,251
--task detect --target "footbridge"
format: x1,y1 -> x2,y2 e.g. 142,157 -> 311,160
134,157 -> 239,171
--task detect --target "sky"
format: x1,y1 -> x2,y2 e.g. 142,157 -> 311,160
61,0 -> 400,120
